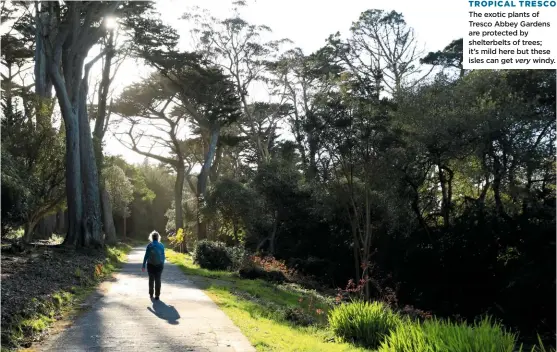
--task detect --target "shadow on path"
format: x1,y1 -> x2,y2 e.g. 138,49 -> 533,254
148,299 -> 181,325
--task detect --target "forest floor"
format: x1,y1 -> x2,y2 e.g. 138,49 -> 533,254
0,237 -> 132,351
165,250 -> 367,352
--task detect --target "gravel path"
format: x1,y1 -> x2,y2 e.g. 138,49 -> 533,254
39,247 -> 255,352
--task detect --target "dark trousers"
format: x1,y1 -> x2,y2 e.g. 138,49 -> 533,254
147,263 -> 163,297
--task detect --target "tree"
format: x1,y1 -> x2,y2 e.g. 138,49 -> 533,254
327,9 -> 433,97
205,178 -> 260,244
270,47 -> 342,179
140,48 -> 243,239
89,20 -> 130,244
34,1 -> 164,247
421,38 -> 464,78
318,74 -> 394,298
103,165 -> 134,237
114,73 -> 189,242
184,5 -> 291,163
1,101 -> 65,242
1,3 -> 65,242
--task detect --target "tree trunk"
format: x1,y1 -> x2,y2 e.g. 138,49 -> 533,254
209,145 -> 223,183
47,40 -> 85,247
351,223 -> 361,284
60,111 -> 83,247
93,29 -> 114,157
197,126 -> 220,240
198,127 -> 220,199
437,164 -> 452,228
490,150 -> 509,219
174,163 -> 188,252
93,33 -> 116,243
308,135 -> 318,180
34,5 -> 52,99
24,219 -> 39,243
102,188 -> 117,244
175,163 -> 185,231
78,77 -> 103,248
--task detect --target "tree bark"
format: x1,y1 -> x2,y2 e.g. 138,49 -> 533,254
78,74 -> 103,248
24,219 -> 39,243
197,126 -> 220,240
437,164 -> 453,228
34,4 -> 52,99
93,31 -> 117,243
174,161 -> 186,252
58,108 -> 83,247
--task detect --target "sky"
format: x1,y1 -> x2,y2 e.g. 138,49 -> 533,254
100,0 -> 464,164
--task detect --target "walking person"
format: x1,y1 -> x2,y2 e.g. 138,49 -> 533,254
142,231 -> 165,300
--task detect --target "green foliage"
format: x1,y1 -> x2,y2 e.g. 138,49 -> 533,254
103,165 -> 134,217
168,227 -> 195,252
420,38 -> 464,74
193,240 -> 234,270
169,228 -> 185,245
226,245 -> 246,270
109,157 -> 155,202
206,178 -> 261,242
1,93 -> 65,238
328,301 -> 402,348
378,317 -> 517,352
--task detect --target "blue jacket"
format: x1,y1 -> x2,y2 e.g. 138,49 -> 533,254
142,241 -> 165,268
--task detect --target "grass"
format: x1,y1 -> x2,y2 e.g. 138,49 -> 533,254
4,242 -> 132,351
329,301 -> 403,349
166,249 -> 368,352
377,316 -> 517,352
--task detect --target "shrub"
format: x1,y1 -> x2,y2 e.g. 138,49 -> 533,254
238,255 -> 291,283
168,228 -> 186,252
378,316 -> 517,352
251,255 -> 294,276
328,301 -> 402,349
226,245 -> 245,270
280,306 -> 315,326
238,263 -> 287,283
238,262 -> 262,279
193,240 -> 232,270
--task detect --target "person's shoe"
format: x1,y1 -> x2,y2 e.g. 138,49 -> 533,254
154,296 -> 160,300
149,294 -> 153,299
